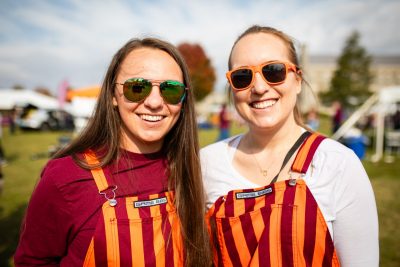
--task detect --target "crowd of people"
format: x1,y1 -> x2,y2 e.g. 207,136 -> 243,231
12,25 -> 379,267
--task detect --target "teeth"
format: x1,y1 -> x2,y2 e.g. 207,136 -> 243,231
252,99 -> 277,109
140,114 -> 163,122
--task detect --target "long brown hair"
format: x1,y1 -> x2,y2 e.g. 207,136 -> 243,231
228,25 -> 306,126
54,38 -> 211,266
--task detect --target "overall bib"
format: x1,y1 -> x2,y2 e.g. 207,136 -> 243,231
207,133 -> 340,267
82,151 -> 184,267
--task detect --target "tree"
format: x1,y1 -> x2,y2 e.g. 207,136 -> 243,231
321,31 -> 374,109
34,87 -> 53,97
177,43 -> 216,101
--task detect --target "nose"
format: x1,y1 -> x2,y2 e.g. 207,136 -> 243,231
143,85 -> 164,109
251,72 -> 269,95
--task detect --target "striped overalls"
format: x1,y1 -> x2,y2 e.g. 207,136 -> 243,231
82,152 -> 184,267
207,133 -> 340,267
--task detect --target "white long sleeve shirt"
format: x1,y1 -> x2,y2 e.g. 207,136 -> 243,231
201,135 -> 379,267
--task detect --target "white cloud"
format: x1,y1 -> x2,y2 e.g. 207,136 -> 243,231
0,0 -> 399,93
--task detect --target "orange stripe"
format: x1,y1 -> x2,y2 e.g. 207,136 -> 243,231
251,208 -> 265,242
149,193 -> 161,217
84,152 -> 109,191
274,181 -> 286,204
248,207 -> 265,266
293,181 -> 307,267
102,204 -> 120,266
104,205 -> 120,267
312,209 -> 327,267
154,213 -> 165,267
332,252 -> 341,266
126,197 -> 145,267
230,217 -> 251,265
216,219 -> 233,267
216,200 -> 226,218
269,204 -> 282,266
83,238 -> 96,267
292,133 -> 318,172
168,214 -> 184,266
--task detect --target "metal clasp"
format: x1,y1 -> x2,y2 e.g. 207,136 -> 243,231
99,185 -> 118,207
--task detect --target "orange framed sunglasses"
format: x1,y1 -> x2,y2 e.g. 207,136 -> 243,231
226,61 -> 300,91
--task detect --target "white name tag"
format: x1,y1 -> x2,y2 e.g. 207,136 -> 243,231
235,187 -> 273,199
134,197 -> 168,208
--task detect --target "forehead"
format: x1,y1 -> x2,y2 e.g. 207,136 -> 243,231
230,33 -> 291,68
118,47 -> 183,81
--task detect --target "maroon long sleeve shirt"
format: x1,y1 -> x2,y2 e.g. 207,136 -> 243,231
14,150 -> 169,266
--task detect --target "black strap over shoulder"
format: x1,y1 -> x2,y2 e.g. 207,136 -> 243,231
269,131 -> 311,184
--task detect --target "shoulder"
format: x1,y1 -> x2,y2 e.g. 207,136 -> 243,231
314,137 -> 360,166
200,135 -> 241,158
41,155 -> 92,186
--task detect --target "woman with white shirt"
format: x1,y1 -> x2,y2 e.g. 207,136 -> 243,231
201,25 -> 379,267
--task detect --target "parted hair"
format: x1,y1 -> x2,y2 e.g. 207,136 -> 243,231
228,25 -> 305,126
54,37 -> 211,266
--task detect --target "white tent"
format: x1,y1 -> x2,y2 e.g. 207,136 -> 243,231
332,86 -> 400,162
0,89 -> 59,110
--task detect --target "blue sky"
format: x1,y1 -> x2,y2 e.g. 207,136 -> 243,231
0,0 -> 399,94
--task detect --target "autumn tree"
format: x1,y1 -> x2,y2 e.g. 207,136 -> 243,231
35,87 -> 53,97
177,43 -> 216,101
321,31 -> 374,109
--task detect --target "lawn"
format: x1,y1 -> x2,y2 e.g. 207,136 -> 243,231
1,122 -> 399,266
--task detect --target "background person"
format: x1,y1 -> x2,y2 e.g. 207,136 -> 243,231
14,38 -> 211,266
217,103 -> 231,140
201,25 -> 378,266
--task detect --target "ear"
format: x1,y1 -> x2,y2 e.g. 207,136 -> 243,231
112,95 -> 118,107
295,70 -> 302,95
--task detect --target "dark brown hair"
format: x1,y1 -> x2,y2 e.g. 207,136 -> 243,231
54,38 -> 211,266
228,25 -> 306,126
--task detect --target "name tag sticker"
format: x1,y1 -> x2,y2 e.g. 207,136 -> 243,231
134,197 -> 168,208
235,187 -> 273,199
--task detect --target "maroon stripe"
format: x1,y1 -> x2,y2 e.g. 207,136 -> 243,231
213,196 -> 225,216
301,135 -> 325,173
258,205 -> 272,267
221,218 -> 242,266
239,212 -> 258,258
160,202 -> 174,267
322,230 -> 335,267
244,194 -> 256,213
114,201 -> 132,267
281,182 -> 296,267
138,196 -> 156,267
225,192 -> 235,217
303,188 -> 318,266
93,211 -> 108,266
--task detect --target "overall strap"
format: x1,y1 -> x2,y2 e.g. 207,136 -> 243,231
291,132 -> 326,174
270,131 -> 312,184
83,150 -> 110,192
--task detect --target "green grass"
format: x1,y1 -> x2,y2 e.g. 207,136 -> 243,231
1,122 -> 399,266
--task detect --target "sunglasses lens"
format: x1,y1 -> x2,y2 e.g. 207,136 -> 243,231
160,80 -> 186,104
262,63 -> 286,83
123,78 -> 152,102
230,69 -> 253,89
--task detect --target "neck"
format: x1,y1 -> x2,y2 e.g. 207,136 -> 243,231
245,118 -> 303,153
120,130 -> 163,154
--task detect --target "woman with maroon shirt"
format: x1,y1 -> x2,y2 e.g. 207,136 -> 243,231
14,38 -> 211,266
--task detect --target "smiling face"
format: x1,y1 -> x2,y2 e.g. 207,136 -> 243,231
113,47 -> 183,153
230,33 -> 302,133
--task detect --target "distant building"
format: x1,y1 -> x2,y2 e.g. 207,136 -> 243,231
305,54 -> 400,94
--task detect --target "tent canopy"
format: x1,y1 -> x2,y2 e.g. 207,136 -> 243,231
66,86 -> 100,101
0,89 -> 59,110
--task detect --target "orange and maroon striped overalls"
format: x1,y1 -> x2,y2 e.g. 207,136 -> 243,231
82,151 -> 184,267
207,133 -> 341,267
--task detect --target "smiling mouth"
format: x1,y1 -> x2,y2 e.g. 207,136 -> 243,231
139,114 -> 164,122
250,99 -> 277,109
